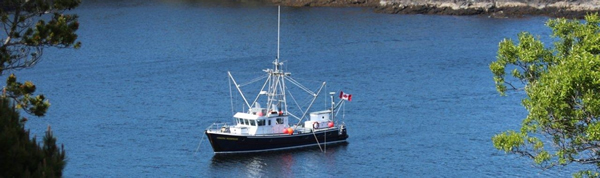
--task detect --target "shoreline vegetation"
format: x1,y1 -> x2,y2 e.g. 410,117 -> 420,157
270,0 -> 600,18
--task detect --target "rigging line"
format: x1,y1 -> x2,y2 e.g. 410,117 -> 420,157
229,76 -> 234,116
334,101 -> 343,117
287,112 -> 301,121
291,75 -> 327,83
285,77 -> 316,96
333,99 -> 345,112
343,100 -> 345,121
238,74 -> 268,87
251,74 -> 271,108
285,84 -> 305,118
287,77 -> 316,96
294,82 -> 326,127
281,73 -> 288,114
274,75 -> 285,108
278,75 -> 287,107
267,74 -> 281,110
300,94 -> 316,108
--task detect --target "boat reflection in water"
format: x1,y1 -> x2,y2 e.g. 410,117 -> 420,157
209,142 -> 349,177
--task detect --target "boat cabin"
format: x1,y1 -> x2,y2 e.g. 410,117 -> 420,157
229,110 -> 289,136
304,110 -> 334,129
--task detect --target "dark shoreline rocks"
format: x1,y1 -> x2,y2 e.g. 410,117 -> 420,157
270,0 -> 379,7
270,0 -> 600,18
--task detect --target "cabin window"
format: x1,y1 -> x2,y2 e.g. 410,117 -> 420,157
268,120 -> 271,126
250,120 -> 256,126
237,118 -> 242,125
257,120 -> 265,126
244,119 -> 249,125
276,118 -> 283,124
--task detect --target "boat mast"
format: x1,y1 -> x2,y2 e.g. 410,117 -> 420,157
277,5 -> 280,64
265,6 -> 287,114
279,6 -> 288,115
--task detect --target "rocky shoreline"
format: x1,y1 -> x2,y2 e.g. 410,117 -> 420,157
270,0 -> 600,18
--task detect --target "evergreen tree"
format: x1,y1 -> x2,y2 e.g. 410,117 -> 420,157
0,97 -> 66,177
0,0 -> 81,177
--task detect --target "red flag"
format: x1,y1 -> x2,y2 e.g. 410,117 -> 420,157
339,91 -> 352,101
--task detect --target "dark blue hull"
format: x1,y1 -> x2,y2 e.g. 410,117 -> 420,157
206,127 -> 348,153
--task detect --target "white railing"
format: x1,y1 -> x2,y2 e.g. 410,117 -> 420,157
206,122 -> 230,132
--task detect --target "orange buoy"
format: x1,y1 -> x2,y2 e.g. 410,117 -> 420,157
287,128 -> 293,135
283,128 -> 289,134
328,122 -> 334,128
257,112 -> 264,116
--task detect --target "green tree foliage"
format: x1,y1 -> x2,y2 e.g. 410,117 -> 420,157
1,0 -> 81,74
0,0 -> 81,177
1,0 -> 81,117
491,14 -> 600,176
0,97 -> 66,177
4,73 -> 50,116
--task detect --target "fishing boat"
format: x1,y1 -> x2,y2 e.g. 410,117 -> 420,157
204,7 -> 351,154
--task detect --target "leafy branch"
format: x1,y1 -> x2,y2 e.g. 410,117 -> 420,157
1,0 -> 81,74
491,14 -> 600,176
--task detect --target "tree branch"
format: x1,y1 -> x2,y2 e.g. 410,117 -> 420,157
574,157 -> 600,164
514,149 -> 535,159
504,81 -> 523,91
4,4 -> 21,46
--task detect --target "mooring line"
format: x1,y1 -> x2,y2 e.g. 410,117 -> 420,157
194,131 -> 207,156
324,128 -> 327,153
312,129 -> 324,153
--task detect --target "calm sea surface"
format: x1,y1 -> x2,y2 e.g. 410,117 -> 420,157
13,0 -> 591,177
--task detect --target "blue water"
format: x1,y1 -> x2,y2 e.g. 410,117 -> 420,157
12,0 -> 591,177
